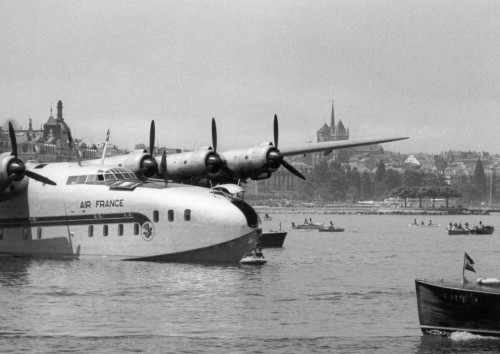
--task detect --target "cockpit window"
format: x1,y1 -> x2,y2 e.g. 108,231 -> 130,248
66,167 -> 139,185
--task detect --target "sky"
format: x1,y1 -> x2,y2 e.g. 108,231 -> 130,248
0,0 -> 499,154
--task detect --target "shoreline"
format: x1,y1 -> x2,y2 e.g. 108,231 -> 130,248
252,205 -> 489,216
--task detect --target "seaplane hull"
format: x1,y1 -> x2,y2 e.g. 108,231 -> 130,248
0,167 -> 260,263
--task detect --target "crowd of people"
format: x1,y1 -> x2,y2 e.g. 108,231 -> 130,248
447,221 -> 484,231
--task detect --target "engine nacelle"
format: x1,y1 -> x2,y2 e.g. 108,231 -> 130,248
220,142 -> 279,180
99,150 -> 151,175
165,149 -> 214,177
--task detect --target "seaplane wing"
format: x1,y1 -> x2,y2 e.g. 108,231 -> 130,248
95,115 -> 408,185
0,121 -> 260,263
279,136 -> 408,157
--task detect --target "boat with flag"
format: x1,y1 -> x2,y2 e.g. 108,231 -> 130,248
415,253 -> 500,337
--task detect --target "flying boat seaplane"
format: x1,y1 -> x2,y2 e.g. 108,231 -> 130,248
87,115 -> 408,189
0,121 -> 260,263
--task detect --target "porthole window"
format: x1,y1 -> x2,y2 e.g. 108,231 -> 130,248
184,209 -> 191,221
168,210 -> 174,222
88,225 -> 94,237
103,225 -> 108,237
134,223 -> 140,235
37,227 -> 42,240
118,224 -> 124,236
153,210 -> 159,223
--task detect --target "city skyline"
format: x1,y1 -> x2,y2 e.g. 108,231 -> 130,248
0,1 -> 498,154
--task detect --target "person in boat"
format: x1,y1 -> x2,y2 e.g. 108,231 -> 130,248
329,221 -> 334,229
453,223 -> 458,230
309,218 -> 313,224
421,220 -> 425,226
465,222 -> 469,230
458,223 -> 463,230
265,213 -> 269,218
448,222 -> 453,230
304,218 -> 309,225
412,219 -> 418,226
479,221 -> 484,229
428,220 -> 432,226
291,222 -> 296,228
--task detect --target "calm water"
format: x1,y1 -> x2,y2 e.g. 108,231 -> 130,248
2,213 -> 500,353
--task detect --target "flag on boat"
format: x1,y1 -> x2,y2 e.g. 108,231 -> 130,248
464,252 -> 476,273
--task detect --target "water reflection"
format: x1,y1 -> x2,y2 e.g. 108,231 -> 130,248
0,256 -> 32,287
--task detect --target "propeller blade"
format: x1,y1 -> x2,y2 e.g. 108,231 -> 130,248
273,114 -> 279,149
8,121 -> 18,158
158,151 -> 167,177
25,170 -> 57,186
280,159 -> 305,180
149,120 -> 155,155
211,118 -> 217,153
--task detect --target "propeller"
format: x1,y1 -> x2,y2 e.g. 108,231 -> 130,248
203,118 -> 240,179
265,115 -> 305,180
0,122 -> 56,193
139,120 -> 160,177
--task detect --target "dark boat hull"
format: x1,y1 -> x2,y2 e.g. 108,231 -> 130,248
260,231 -> 287,248
415,279 -> 500,337
448,230 -> 470,235
471,226 -> 494,235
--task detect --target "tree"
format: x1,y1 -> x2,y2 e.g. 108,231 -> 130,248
361,171 -> 372,200
403,169 -> 423,187
416,187 -> 429,208
473,159 -> 487,201
439,186 -> 462,207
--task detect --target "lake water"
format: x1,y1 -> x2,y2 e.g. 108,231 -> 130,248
1,213 -> 500,353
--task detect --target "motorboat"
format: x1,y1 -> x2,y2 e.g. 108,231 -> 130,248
416,278 -> 500,337
319,227 -> 345,232
471,226 -> 494,235
239,250 -> 267,265
260,230 -> 287,247
291,221 -> 325,230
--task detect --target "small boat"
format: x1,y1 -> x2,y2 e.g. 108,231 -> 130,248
262,213 -> 272,221
291,222 -> 325,230
319,227 -> 345,232
415,278 -> 500,337
260,230 -> 287,247
239,250 -> 267,265
409,223 -> 441,228
448,229 -> 471,235
448,226 -> 494,236
471,226 -> 494,235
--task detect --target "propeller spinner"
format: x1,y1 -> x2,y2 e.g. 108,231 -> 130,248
0,122 -> 56,193
265,115 -> 305,180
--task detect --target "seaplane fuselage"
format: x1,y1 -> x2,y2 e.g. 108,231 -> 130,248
0,163 -> 260,262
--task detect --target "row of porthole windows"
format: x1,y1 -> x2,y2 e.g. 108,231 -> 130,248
0,209 -> 192,240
